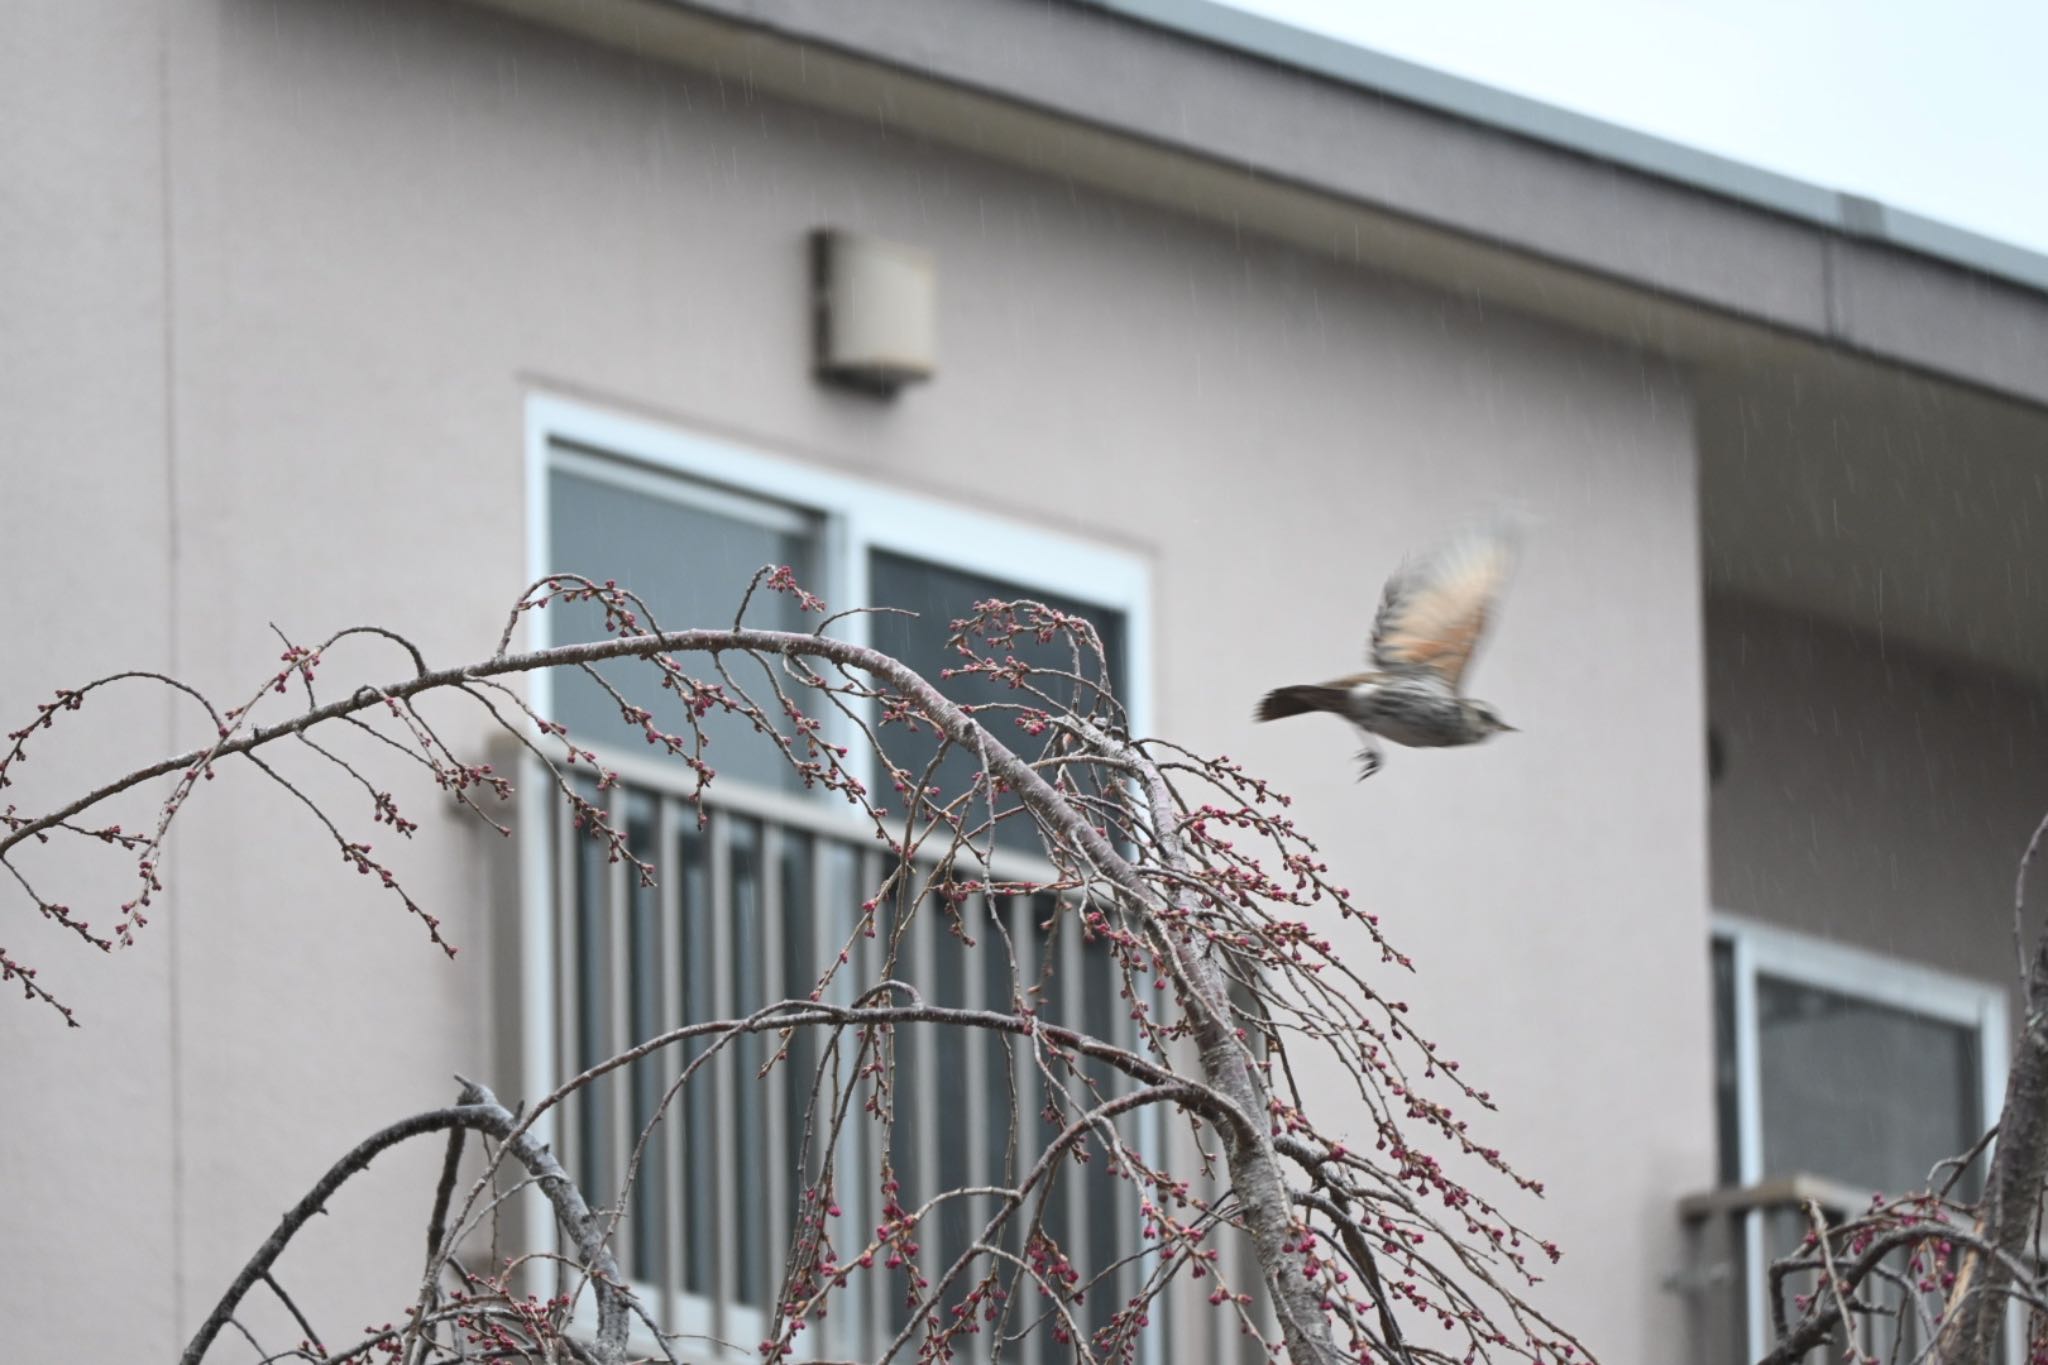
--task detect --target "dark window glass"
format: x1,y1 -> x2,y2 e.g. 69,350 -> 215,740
1755,974 -> 1980,1196
1712,938 -> 1740,1186
866,550 -> 1127,856
547,458 -> 819,793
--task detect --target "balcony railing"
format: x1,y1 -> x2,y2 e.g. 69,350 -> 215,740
545,747 -> 1178,1362
1676,1174 -> 2017,1365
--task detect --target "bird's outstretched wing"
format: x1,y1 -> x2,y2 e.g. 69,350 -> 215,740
1369,521 -> 1519,692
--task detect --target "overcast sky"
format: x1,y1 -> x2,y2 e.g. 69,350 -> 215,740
1225,0 -> 2047,257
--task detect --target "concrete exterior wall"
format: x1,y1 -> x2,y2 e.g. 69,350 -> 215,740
2,2 -> 1714,1361
1707,593 -> 2048,994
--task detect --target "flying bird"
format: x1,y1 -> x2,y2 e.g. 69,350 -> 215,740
1255,521 -> 1519,779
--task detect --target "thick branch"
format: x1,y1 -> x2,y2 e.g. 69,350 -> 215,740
181,1086 -> 632,1365
1935,934 -> 2048,1361
1074,716 -> 1340,1363
181,1106 -> 495,1365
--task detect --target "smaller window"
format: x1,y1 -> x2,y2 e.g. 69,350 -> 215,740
1714,920 -> 2004,1194
1753,972 -> 1983,1198
1708,918 -> 2010,1364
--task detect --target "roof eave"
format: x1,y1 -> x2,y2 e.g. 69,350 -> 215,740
455,0 -> 2048,409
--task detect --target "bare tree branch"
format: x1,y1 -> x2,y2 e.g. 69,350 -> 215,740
13,575 -> 1579,1365
181,1085 -> 634,1365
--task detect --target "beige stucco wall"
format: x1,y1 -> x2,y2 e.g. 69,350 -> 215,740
1,1 -> 1715,1361
1707,593 -> 2048,994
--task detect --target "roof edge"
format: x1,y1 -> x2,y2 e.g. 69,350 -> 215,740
448,0 -> 2048,405
1090,0 -> 2048,295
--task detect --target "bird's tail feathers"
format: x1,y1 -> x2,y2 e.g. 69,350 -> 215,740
1254,685 -> 1350,722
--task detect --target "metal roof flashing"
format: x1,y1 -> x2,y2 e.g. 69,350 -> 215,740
1088,0 -> 2048,297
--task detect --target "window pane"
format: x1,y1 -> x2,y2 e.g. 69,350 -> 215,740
866,551 -> 1127,856
1755,974 -> 1980,1195
547,461 -> 819,792
1711,939 -> 1740,1186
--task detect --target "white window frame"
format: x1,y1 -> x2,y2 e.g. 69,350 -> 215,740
517,392 -> 1157,1360
1714,913 -> 2011,1364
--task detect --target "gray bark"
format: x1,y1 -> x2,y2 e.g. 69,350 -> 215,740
1934,871 -> 2048,1361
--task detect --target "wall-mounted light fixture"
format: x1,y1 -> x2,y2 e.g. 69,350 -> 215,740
811,228 -> 936,397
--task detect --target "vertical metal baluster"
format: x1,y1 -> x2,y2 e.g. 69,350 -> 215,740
910,881 -> 940,1347
962,888 -> 990,1321
1134,951 -> 1167,1365
962,892 -> 995,1358
1008,894 -> 1041,1365
710,808 -> 735,1353
659,794 -> 686,1331
802,834 -> 827,1365
862,848 -> 890,1358
761,822 -> 790,1340
606,785 -> 633,1284
1108,945 -> 1135,1358
784,836 -> 825,1363
1058,908 -> 1088,1350
554,794 -> 580,1309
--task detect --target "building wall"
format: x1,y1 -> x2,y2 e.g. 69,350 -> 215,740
1,1 -> 1713,1360
0,1 -> 181,1356
1707,593 -> 2048,997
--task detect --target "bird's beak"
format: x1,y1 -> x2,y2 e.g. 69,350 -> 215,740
1497,721 -> 1518,733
